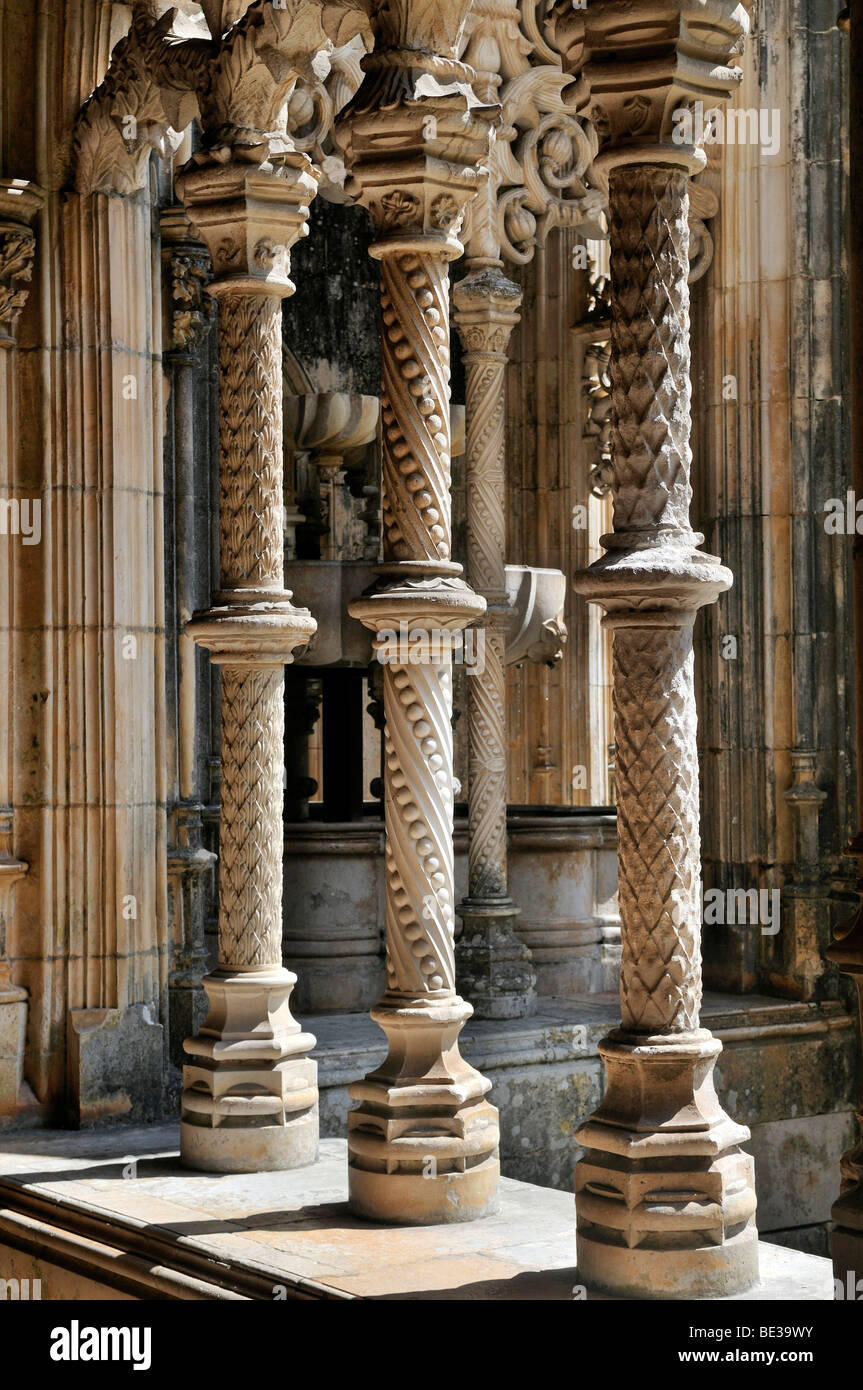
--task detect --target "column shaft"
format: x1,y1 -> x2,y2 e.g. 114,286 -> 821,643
573,160 -> 758,1298
454,270 -> 535,1017
347,238 -> 500,1222
177,157 -> 319,1175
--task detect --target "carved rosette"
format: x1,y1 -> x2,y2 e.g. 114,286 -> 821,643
556,0 -> 759,1298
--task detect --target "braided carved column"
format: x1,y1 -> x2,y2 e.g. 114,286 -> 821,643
552,0 -> 760,1298
829,0 -> 863,1284
337,6 -> 500,1223
453,271 -> 535,1017
177,155 -> 318,1173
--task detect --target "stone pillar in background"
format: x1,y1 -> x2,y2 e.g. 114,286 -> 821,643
161,207 -> 218,1076
0,180 -> 40,1116
453,270 -> 536,1017
829,0 -> 863,1286
336,0 -> 501,1223
552,0 -> 759,1297
177,154 -> 319,1172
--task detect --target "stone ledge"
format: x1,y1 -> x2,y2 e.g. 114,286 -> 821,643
0,1130 -> 834,1300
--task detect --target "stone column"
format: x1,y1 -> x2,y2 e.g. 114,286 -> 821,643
829,0 -> 863,1284
177,154 -> 318,1173
0,180 -> 40,1114
336,1 -> 500,1223
453,270 -> 536,1017
552,0 -> 759,1297
161,207 -> 218,1074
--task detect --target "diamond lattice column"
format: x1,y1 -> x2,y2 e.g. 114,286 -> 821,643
336,0 -> 502,1223
549,0 -> 760,1297
573,160 -> 759,1297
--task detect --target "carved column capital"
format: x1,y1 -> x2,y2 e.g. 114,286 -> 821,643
161,206 -> 214,357
550,0 -> 748,176
0,181 -> 43,348
177,152 -> 318,297
72,1 -> 371,196
453,266 -> 521,358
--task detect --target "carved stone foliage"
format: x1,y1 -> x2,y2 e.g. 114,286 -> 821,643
72,7 -> 194,196
71,0 -> 371,196
169,245 -> 213,352
583,339 -> 612,497
460,0 -> 603,266
0,227 -> 36,346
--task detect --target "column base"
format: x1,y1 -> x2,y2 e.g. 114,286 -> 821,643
67,1002 -> 164,1127
0,986 -> 27,1116
574,1028 -> 759,1299
831,1170 -> 863,1292
348,993 -> 500,1224
181,966 -> 319,1174
456,898 -> 536,1019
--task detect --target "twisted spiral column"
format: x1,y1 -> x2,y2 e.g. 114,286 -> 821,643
453,269 -> 535,1017
573,159 -> 758,1297
177,161 -> 320,1173
348,240 -> 500,1224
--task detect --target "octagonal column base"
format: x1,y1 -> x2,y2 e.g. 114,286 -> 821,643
348,993 -> 500,1224
456,898 -> 536,1019
574,1029 -> 759,1298
181,966 -> 318,1174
